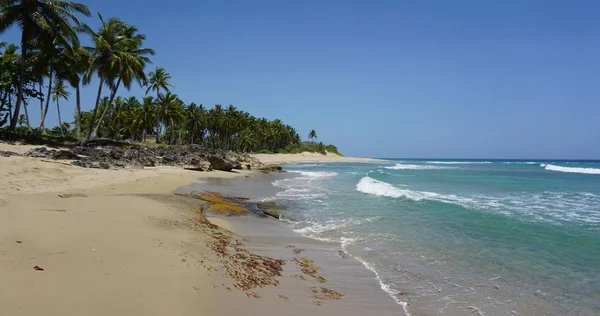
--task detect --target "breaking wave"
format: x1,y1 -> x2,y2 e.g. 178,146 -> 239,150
424,161 -> 492,165
385,163 -> 453,170
356,177 -> 444,201
356,177 -> 600,224
543,164 -> 600,175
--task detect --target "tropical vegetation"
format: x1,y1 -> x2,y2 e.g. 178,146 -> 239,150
0,1 -> 338,154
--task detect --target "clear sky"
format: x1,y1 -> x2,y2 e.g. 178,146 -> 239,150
2,0 -> 599,159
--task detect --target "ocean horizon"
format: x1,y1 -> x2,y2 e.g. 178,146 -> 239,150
272,159 -> 600,316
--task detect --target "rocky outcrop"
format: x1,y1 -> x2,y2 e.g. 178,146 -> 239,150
24,147 -> 80,160
259,165 -> 285,174
16,141 -> 263,171
256,201 -> 283,219
0,150 -> 20,157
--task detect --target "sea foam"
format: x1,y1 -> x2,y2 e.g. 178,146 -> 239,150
425,161 -> 492,165
288,170 -> 339,178
356,177 -> 600,223
543,164 -> 600,175
356,177 -> 440,201
385,163 -> 453,170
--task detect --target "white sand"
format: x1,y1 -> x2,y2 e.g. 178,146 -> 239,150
0,143 -> 399,316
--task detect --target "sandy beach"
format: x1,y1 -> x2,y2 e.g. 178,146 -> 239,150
0,144 -> 400,316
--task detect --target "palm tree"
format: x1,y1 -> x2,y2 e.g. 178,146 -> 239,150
156,91 -> 183,144
146,67 -> 172,142
61,45 -> 89,137
0,0 -> 90,131
51,79 -> 70,136
140,96 -> 155,142
37,36 -> 73,132
81,15 -> 154,144
185,103 -> 205,145
309,129 -> 317,144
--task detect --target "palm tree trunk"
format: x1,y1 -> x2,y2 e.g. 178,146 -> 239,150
82,78 -> 104,145
22,96 -> 31,129
39,82 -> 43,114
38,68 -> 53,131
91,78 -> 121,138
155,90 -> 161,143
7,92 -> 13,123
56,99 -> 64,136
9,39 -> 27,131
0,90 -> 8,125
75,85 -> 82,138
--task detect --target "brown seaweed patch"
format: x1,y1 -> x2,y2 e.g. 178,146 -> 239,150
178,191 -> 249,215
294,258 -> 326,283
278,294 -> 289,300
311,286 -> 344,300
292,248 -> 305,254
191,208 -> 286,291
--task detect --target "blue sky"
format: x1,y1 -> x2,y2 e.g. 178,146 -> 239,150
2,0 -> 599,159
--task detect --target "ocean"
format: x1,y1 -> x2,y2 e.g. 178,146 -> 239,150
271,159 -> 600,316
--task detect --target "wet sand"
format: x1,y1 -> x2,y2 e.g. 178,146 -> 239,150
189,174 -> 404,316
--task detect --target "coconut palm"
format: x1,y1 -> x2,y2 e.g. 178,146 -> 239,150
309,129 -> 317,144
156,92 -> 184,144
51,79 -> 70,136
61,45 -> 89,137
146,67 -> 172,97
146,67 -> 172,142
37,36 -> 74,131
81,15 -> 154,144
185,102 -> 205,145
140,96 -> 155,142
0,0 -> 90,131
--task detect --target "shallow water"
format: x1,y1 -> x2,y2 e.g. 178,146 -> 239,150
186,175 -> 402,315
271,160 -> 600,316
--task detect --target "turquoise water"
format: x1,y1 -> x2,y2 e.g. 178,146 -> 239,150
272,160 -> 600,316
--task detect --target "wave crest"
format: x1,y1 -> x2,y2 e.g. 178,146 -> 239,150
289,170 -> 338,178
543,164 -> 600,175
385,163 -> 453,170
356,177 -> 600,223
356,177 -> 440,201
425,161 -> 492,165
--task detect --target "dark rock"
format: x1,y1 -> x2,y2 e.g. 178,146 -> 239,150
72,159 -> 100,169
259,165 -> 285,173
257,201 -> 283,219
0,150 -> 20,157
24,147 -> 53,158
51,150 -> 80,160
207,155 -> 235,172
20,142 -> 264,171
24,147 -> 79,160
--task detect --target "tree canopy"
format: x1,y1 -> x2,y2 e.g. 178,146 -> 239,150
0,1 -> 339,155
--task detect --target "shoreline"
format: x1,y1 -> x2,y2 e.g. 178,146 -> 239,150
0,144 -> 401,316
185,172 -> 403,315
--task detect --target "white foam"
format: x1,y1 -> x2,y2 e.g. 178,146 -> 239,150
543,164 -> 600,175
291,163 -> 324,167
352,255 -> 411,315
356,177 -> 440,201
385,163 -> 453,170
356,178 -> 600,224
288,170 -> 339,178
425,161 -> 492,165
